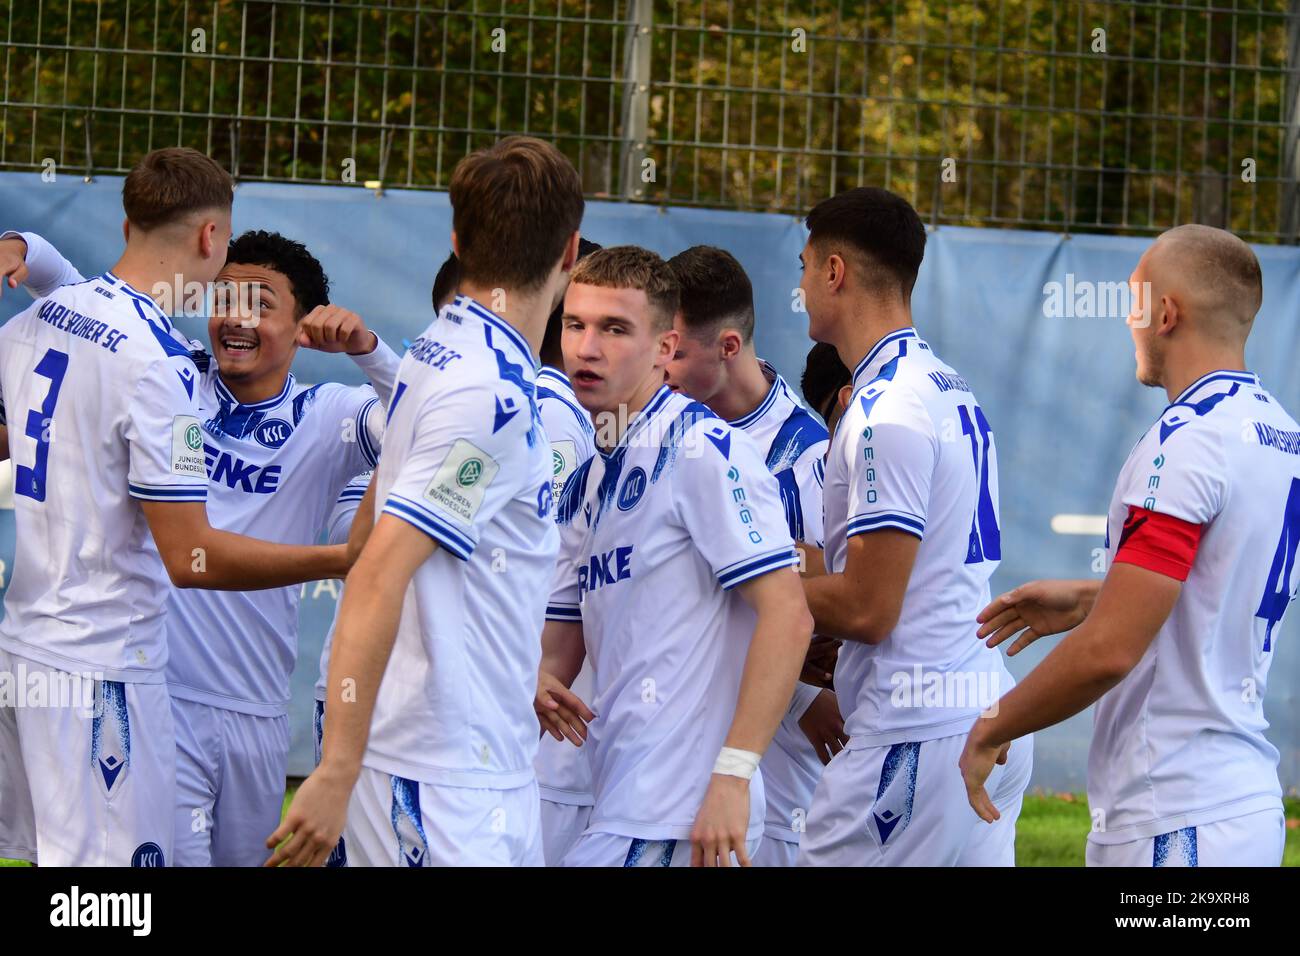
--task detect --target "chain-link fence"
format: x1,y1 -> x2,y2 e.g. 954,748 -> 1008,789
3,0 -> 1299,241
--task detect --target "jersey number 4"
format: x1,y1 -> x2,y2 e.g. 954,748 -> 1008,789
15,348 -> 70,502
959,404 -> 1001,564
1256,475 -> 1300,653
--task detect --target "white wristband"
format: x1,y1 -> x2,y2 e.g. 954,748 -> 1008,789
712,747 -> 761,780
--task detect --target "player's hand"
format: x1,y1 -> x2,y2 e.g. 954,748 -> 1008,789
798,688 -> 848,765
691,774 -> 752,867
799,634 -> 840,687
264,765 -> 354,866
976,579 -> 1092,655
958,719 -> 1010,824
534,670 -> 594,747
0,236 -> 29,299
297,304 -> 378,355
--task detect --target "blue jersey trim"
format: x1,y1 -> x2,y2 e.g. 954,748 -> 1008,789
545,603 -> 583,622
383,495 -> 474,560
214,373 -> 295,412
717,547 -> 800,589
1168,370 -> 1258,408
456,294 -> 538,372
355,397 -> 381,467
847,511 -> 925,540
853,328 -> 919,385
129,483 -> 208,502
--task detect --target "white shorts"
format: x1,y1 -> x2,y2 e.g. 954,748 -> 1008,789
1086,808 -> 1286,867
0,648 -> 174,866
799,732 -> 1032,867
561,831 -> 764,867
540,797 -> 592,866
752,835 -> 799,867
172,695 -> 289,867
344,765 -> 544,866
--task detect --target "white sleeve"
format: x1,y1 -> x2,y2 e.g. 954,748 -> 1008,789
379,381 -> 530,560
1118,419 -> 1226,524
545,457 -> 595,621
0,230 -> 86,296
845,386 -> 937,541
125,355 -> 209,502
348,335 -> 401,406
672,421 -> 799,589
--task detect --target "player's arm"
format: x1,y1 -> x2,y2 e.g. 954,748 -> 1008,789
960,563 -> 1179,821
345,476 -> 377,565
0,230 -> 86,297
974,578 -> 1102,654
297,303 -> 402,404
140,500 -> 349,588
803,529 -> 919,644
962,427 -> 1222,822
0,425 -> 7,461
536,619 -> 593,747
804,393 -> 934,644
693,566 -> 812,867
535,507 -> 595,746
267,513 -> 435,866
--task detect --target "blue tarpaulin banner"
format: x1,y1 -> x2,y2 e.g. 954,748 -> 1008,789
1,172 -> 1296,792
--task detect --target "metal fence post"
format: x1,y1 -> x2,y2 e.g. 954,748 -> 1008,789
619,0 -> 653,201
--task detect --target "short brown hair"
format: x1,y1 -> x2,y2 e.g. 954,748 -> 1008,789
122,147 -> 233,231
570,246 -> 680,332
449,136 -> 584,291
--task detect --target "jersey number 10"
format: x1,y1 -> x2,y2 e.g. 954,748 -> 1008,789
14,347 -> 70,503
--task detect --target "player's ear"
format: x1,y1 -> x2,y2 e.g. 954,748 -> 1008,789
657,324 -> 680,364
122,218 -> 130,245
450,229 -> 462,259
561,231 -> 580,273
719,329 -> 742,360
827,252 -> 847,293
837,383 -> 853,413
1158,293 -> 1179,336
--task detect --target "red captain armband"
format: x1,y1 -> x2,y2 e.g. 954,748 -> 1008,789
1113,505 -> 1204,582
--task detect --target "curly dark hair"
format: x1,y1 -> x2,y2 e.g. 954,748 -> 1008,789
226,229 -> 330,318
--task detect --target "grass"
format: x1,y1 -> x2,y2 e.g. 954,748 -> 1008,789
5,792 -> 1297,866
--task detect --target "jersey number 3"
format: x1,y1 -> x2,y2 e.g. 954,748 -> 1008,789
1256,475 -> 1300,653
15,348 -> 70,502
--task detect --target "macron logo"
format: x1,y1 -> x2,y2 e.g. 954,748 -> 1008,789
50,886 -> 152,937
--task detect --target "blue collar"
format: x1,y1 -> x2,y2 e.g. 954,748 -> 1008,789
1170,369 -> 1258,408
853,328 -> 920,388
729,363 -> 785,429
215,372 -> 294,411
538,365 -> 571,389
102,271 -> 174,331
598,384 -> 674,459
450,294 -> 539,372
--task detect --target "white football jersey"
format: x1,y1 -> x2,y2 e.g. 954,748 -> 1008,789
315,472 -> 370,701
546,385 -> 799,841
165,350 -> 395,717
730,362 -> 830,845
824,328 -> 1012,747
532,365 -> 599,805
0,271 -> 208,681
1089,370 -> 1296,844
363,295 -> 558,788
4,230 -> 398,714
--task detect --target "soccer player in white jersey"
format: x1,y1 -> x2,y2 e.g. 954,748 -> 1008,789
962,225 -> 1296,867
536,246 -> 813,867
0,147 -> 350,866
795,187 -> 1030,867
270,135 -> 586,867
664,245 -> 846,867
3,227 -> 400,866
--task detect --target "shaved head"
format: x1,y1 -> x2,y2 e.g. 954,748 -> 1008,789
1144,224 -> 1262,341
